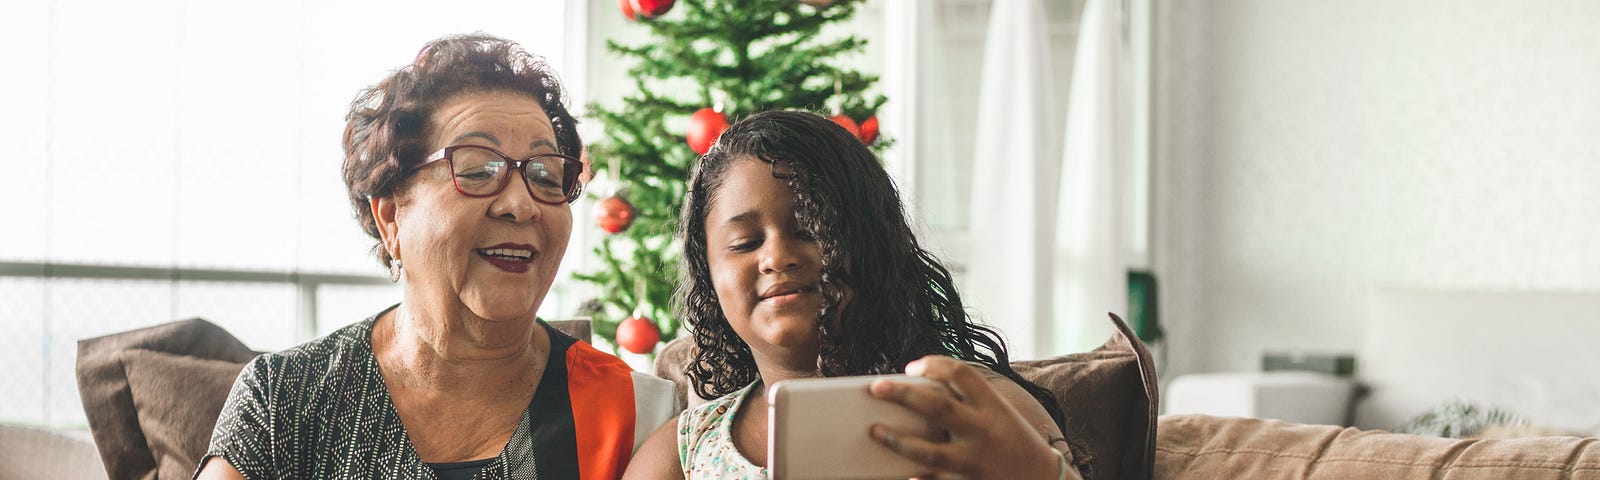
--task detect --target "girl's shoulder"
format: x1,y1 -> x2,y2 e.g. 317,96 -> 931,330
678,382 -> 755,435
676,382 -> 767,479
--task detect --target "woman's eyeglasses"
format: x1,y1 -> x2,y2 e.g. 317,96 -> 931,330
411,145 -> 583,205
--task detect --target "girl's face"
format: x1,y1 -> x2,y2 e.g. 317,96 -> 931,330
704,157 -> 827,359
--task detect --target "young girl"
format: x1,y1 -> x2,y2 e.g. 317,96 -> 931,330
624,111 -> 1083,480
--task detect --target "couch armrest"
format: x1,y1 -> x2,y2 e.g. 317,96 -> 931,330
1156,414 -> 1600,480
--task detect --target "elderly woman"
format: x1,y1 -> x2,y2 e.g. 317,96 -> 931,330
195,34 -> 673,480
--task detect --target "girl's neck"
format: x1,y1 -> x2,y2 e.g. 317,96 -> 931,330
751,349 -> 824,388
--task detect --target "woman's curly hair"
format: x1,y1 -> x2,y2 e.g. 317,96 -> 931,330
341,33 -> 582,269
676,110 -> 1064,427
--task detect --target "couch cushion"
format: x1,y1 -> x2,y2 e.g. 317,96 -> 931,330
0,423 -> 105,480
1157,414 -> 1600,479
76,318 -> 256,480
654,313 -> 1158,480
124,350 -> 251,477
1012,313 -> 1158,480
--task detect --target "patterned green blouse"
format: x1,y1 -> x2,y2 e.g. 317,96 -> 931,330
677,382 -> 768,479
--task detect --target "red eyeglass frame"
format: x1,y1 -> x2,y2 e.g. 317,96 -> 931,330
411,145 -> 584,205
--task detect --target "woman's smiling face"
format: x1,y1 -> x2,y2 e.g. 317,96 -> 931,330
703,157 -> 827,357
387,90 -> 572,322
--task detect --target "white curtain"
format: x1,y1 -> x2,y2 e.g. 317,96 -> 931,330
1054,0 -> 1128,354
966,0 -> 1055,360
968,0 -> 1129,358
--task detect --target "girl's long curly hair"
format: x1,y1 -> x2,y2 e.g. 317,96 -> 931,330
676,110 -> 1064,427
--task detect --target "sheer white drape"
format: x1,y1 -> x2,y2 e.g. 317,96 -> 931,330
967,0 -> 1130,358
1053,0 -> 1128,354
966,0 -> 1056,360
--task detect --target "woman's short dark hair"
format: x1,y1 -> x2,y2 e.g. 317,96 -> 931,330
676,110 -> 1064,427
341,33 -> 582,268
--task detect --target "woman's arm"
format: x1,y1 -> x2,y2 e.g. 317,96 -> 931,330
622,416 -> 685,480
193,457 -> 248,480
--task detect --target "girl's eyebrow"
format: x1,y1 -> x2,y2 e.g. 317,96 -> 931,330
721,211 -> 759,227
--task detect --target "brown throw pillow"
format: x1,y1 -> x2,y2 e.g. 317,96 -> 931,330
76,318 -> 257,480
1012,313 -> 1159,480
653,313 -> 1159,480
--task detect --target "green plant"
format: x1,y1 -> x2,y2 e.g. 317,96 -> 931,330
1397,399 -> 1526,438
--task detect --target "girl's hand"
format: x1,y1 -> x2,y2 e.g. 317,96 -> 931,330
869,356 -> 1077,480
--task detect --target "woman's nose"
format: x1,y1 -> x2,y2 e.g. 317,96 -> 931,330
489,178 -> 542,222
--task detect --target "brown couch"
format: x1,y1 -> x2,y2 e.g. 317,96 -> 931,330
78,316 -> 1600,479
658,314 -> 1600,480
655,313 -> 1159,480
1157,415 -> 1600,479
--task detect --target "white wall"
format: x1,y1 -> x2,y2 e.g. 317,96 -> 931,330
1153,0 -> 1600,379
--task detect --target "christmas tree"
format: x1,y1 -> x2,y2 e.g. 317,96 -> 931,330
576,0 -> 889,355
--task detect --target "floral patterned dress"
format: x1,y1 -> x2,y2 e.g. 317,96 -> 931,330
678,382 -> 769,479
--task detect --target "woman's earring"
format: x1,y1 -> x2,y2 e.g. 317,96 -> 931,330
388,258 -> 403,283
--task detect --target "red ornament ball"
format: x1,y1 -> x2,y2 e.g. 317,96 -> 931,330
594,194 -> 636,234
621,0 -> 674,20
857,116 -> 879,145
619,0 -> 637,20
829,114 -> 860,139
687,108 -> 730,155
636,0 -> 674,18
798,0 -> 836,7
616,315 -> 662,354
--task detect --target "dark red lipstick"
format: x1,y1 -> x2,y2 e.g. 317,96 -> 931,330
476,243 -> 537,274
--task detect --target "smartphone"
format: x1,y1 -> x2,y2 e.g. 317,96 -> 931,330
767,375 -> 944,480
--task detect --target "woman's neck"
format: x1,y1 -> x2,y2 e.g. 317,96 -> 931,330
374,300 -> 548,397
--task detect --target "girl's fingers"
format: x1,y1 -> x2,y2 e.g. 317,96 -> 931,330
904,356 -> 1005,411
869,377 -> 983,433
871,424 -> 972,476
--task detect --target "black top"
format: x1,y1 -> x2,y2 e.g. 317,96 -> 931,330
199,305 -> 592,479
430,458 -> 497,480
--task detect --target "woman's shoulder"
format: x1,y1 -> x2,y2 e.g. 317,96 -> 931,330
557,331 -> 632,372
228,314 -> 380,406
207,312 -> 399,476
246,316 -> 374,374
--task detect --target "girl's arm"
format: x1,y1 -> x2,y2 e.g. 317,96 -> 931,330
622,417 -> 686,480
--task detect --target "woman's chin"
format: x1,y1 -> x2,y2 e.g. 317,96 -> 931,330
463,301 -> 539,325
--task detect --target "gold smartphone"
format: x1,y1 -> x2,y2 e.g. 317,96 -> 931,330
767,375 -> 944,480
